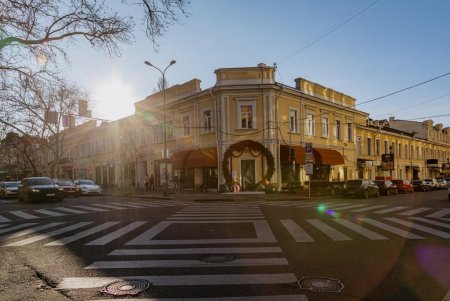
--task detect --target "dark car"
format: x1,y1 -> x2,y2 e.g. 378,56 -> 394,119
54,179 -> 80,197
412,180 -> 429,192
344,179 -> 380,198
18,177 -> 64,203
0,181 -> 20,199
392,179 -> 414,193
374,180 -> 398,196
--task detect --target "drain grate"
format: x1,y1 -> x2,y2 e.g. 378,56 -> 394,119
101,279 -> 151,296
200,254 -> 235,263
297,276 -> 344,293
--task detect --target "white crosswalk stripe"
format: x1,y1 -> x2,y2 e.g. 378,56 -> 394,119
398,207 -> 432,216
329,204 -> 368,211
88,203 -> 135,210
33,209 -> 66,217
85,221 -> 147,245
384,217 -> 450,238
281,219 -> 315,242
0,223 -> 37,234
5,222 -> 92,246
0,214 -> 12,223
108,247 -> 283,256
351,205 -> 388,212
9,211 -> 39,219
359,218 -> 424,239
0,222 -> 65,242
333,219 -> 389,240
306,219 -> 351,241
89,296 -> 309,301
52,207 -> 89,214
374,206 -> 409,214
409,217 -> 450,229
426,209 -> 450,219
45,222 -> 120,246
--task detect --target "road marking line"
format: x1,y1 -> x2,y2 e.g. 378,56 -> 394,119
329,204 -> 368,210
398,207 -> 432,216
125,220 -> 276,245
5,222 -> 92,246
409,217 -> 450,229
72,205 -> 109,212
324,203 -> 351,209
351,205 -> 388,212
0,223 -> 65,242
9,211 -> 39,219
333,219 -> 389,240
85,221 -> 147,245
45,222 -> 120,246
294,202 -> 329,208
0,223 -> 37,234
85,258 -> 289,269
280,220 -> 314,242
89,203 -> 134,210
108,247 -> 283,256
359,218 -> 424,239
57,273 -> 298,289
384,218 -> 450,238
373,206 -> 408,214
88,295 -> 309,301
0,214 -> 12,223
167,217 -> 265,220
52,207 -> 89,214
109,202 -> 147,208
306,219 -> 351,241
426,209 -> 450,218
442,289 -> 450,301
171,213 -> 263,216
33,209 -> 66,217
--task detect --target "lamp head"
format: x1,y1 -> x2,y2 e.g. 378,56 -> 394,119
170,60 -> 176,66
144,61 -> 153,67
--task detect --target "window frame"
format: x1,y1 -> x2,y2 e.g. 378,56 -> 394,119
237,100 -> 256,130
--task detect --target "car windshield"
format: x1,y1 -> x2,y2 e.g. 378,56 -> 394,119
28,178 -> 54,185
412,180 -> 421,184
347,180 -> 362,185
78,180 -> 95,185
5,182 -> 20,187
56,180 -> 74,185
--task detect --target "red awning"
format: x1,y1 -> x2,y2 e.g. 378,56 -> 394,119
280,145 -> 344,165
171,147 -> 217,169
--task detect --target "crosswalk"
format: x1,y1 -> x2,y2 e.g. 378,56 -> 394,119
2,202 -> 449,300
0,200 -> 195,223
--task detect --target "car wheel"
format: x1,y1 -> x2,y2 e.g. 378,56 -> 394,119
364,190 -> 369,199
376,190 -> 380,198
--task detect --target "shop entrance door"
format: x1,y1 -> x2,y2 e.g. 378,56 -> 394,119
241,160 -> 255,191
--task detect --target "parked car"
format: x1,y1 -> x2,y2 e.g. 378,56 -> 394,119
18,177 -> 64,203
373,180 -> 398,196
53,179 -> 80,197
74,179 -> 102,195
392,179 -> 414,193
436,178 -> 449,189
344,179 -> 379,198
0,181 -> 20,199
412,180 -> 430,192
423,178 -> 439,190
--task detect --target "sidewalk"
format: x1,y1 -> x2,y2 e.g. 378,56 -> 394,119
101,186 -> 328,202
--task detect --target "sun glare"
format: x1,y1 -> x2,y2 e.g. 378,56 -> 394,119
91,76 -> 136,121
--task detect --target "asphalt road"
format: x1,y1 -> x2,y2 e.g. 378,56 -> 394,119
0,190 -> 449,301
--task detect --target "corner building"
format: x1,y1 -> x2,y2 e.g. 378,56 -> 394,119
135,64 -> 368,191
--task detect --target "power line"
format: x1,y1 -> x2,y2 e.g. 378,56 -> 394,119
358,72 -> 450,107
278,0 -> 380,65
388,92 -> 450,115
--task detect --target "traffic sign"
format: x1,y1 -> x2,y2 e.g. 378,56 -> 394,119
305,163 -> 313,175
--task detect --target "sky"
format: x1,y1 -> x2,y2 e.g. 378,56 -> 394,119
64,0 -> 450,126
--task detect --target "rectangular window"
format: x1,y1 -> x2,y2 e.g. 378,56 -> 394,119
405,144 -> 409,159
384,141 -> 388,154
347,123 -> 353,141
357,136 -> 362,155
166,121 -> 174,140
182,116 -> 190,137
411,145 -> 414,159
240,105 -> 253,129
375,139 -> 380,156
306,113 -> 315,136
203,110 -> 213,133
398,143 -> 402,158
335,120 -> 341,140
289,109 -> 298,133
367,138 -> 372,155
321,116 -> 329,138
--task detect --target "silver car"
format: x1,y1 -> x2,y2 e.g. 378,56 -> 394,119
436,179 -> 449,189
0,181 -> 20,199
74,179 -> 102,195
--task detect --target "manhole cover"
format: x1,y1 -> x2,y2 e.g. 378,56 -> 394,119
297,276 -> 344,293
101,279 -> 151,296
200,254 -> 235,263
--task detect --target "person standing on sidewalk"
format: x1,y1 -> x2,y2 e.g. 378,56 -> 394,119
144,174 -> 150,191
149,174 -> 155,191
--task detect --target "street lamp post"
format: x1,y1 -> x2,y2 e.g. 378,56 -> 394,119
144,60 -> 176,196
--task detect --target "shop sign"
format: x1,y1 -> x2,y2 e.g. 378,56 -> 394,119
381,154 -> 394,171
